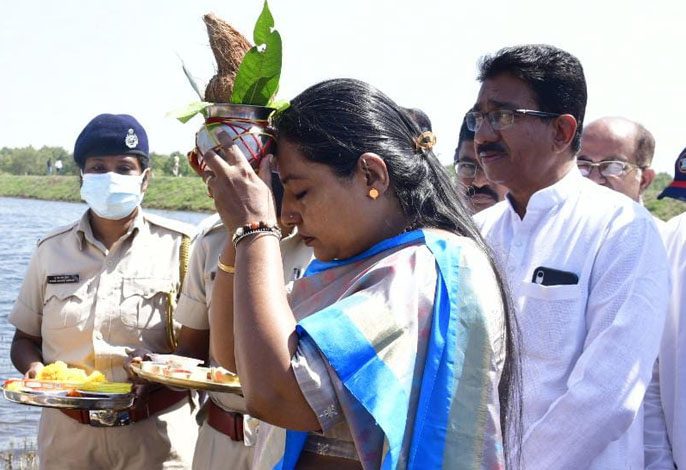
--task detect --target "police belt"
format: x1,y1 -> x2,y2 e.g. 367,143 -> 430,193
207,399 -> 244,442
60,388 -> 187,427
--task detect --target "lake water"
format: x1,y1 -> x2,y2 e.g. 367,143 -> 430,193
0,197 -> 208,453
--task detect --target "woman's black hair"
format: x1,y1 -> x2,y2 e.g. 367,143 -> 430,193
273,78 -> 521,467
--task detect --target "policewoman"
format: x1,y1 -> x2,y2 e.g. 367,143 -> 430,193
9,114 -> 198,469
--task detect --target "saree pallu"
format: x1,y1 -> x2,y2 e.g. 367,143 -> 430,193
253,229 -> 506,469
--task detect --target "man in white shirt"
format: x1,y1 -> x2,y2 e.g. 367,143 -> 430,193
453,117 -> 507,214
579,117 -> 674,467
578,117 -> 656,204
471,44 -> 669,469
650,148 -> 686,468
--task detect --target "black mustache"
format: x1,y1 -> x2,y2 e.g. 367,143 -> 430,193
476,143 -> 507,155
466,185 -> 500,201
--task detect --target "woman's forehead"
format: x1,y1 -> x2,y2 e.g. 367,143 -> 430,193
274,140 -> 308,179
86,154 -> 139,164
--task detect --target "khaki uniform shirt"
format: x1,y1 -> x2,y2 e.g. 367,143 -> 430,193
9,209 -> 194,382
175,214 -> 313,469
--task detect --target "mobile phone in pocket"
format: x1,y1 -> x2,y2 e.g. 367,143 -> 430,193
532,267 -> 579,286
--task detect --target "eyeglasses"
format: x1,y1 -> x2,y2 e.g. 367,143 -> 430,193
576,160 -> 641,178
454,161 -> 483,179
465,109 -> 561,132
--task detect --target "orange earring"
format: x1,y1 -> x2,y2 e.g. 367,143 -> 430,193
368,188 -> 379,200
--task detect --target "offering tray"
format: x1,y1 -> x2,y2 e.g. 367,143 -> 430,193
2,381 -> 134,411
130,362 -> 242,394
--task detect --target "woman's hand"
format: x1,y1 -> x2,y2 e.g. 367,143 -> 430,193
124,347 -> 152,383
203,131 -> 277,233
24,361 -> 44,379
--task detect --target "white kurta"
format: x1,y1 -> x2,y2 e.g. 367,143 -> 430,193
475,168 -> 669,469
643,214 -> 674,469
655,212 -> 686,468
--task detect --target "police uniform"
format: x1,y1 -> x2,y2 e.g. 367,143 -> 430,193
175,214 -> 313,470
9,208 -> 199,469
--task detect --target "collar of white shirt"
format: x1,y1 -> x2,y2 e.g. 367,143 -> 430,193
503,167 -> 583,217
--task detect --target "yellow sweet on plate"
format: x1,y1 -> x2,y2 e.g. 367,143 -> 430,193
4,380 -> 24,392
36,361 -> 106,384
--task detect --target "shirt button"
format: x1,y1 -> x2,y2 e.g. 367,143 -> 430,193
515,241 -> 523,247
94,332 -> 103,340
508,265 -> 515,272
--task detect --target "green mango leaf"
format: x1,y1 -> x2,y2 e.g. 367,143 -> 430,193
269,99 -> 290,114
231,1 -> 282,106
176,53 -> 204,100
168,101 -> 211,124
253,0 -> 274,46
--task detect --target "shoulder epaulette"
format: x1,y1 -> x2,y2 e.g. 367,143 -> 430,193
37,221 -> 79,246
199,213 -> 226,237
144,212 -> 196,238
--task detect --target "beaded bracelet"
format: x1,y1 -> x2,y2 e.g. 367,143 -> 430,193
232,222 -> 282,248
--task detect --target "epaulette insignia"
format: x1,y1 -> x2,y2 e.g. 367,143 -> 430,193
144,212 -> 196,238
201,214 -> 225,237
37,221 -> 78,246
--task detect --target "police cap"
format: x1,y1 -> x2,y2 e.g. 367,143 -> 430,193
73,114 -> 149,168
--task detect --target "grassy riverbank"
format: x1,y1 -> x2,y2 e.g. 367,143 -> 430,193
0,175 -> 214,212
1,173 -> 685,220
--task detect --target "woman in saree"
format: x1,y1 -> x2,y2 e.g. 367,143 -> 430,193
203,79 -> 519,469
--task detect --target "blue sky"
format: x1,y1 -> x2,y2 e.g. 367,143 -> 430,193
1,0 -> 684,173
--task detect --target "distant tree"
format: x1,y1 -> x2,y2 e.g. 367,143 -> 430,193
149,151 -> 194,177
643,172 -> 686,221
0,146 -> 195,177
0,146 -> 77,175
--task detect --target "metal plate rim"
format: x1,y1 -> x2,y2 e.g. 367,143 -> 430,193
3,388 -> 134,410
129,363 -> 242,394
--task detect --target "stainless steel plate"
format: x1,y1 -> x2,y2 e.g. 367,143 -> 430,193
3,388 -> 134,410
130,363 -> 242,395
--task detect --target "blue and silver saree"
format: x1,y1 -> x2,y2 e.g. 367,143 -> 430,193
253,229 -> 506,469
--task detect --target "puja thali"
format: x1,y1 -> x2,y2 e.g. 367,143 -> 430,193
129,359 -> 242,395
2,379 -> 134,410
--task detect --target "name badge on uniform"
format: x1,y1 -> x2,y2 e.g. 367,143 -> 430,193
46,274 -> 80,284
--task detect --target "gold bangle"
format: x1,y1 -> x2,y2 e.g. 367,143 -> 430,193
217,258 -> 235,274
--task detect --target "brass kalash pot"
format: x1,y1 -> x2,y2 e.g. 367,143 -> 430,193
191,103 -> 275,172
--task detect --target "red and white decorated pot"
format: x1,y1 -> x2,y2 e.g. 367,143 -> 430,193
193,103 -> 275,172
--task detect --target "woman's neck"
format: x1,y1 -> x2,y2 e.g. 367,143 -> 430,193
366,201 -> 411,249
89,208 -> 139,250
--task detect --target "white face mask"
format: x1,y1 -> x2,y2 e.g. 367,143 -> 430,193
80,171 -> 147,220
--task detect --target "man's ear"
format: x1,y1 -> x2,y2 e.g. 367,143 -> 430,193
639,167 -> 655,194
552,114 -> 578,154
356,153 -> 390,195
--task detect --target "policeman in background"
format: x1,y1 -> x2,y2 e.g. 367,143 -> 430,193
171,165 -> 313,469
9,113 -> 198,469
645,148 -> 686,469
